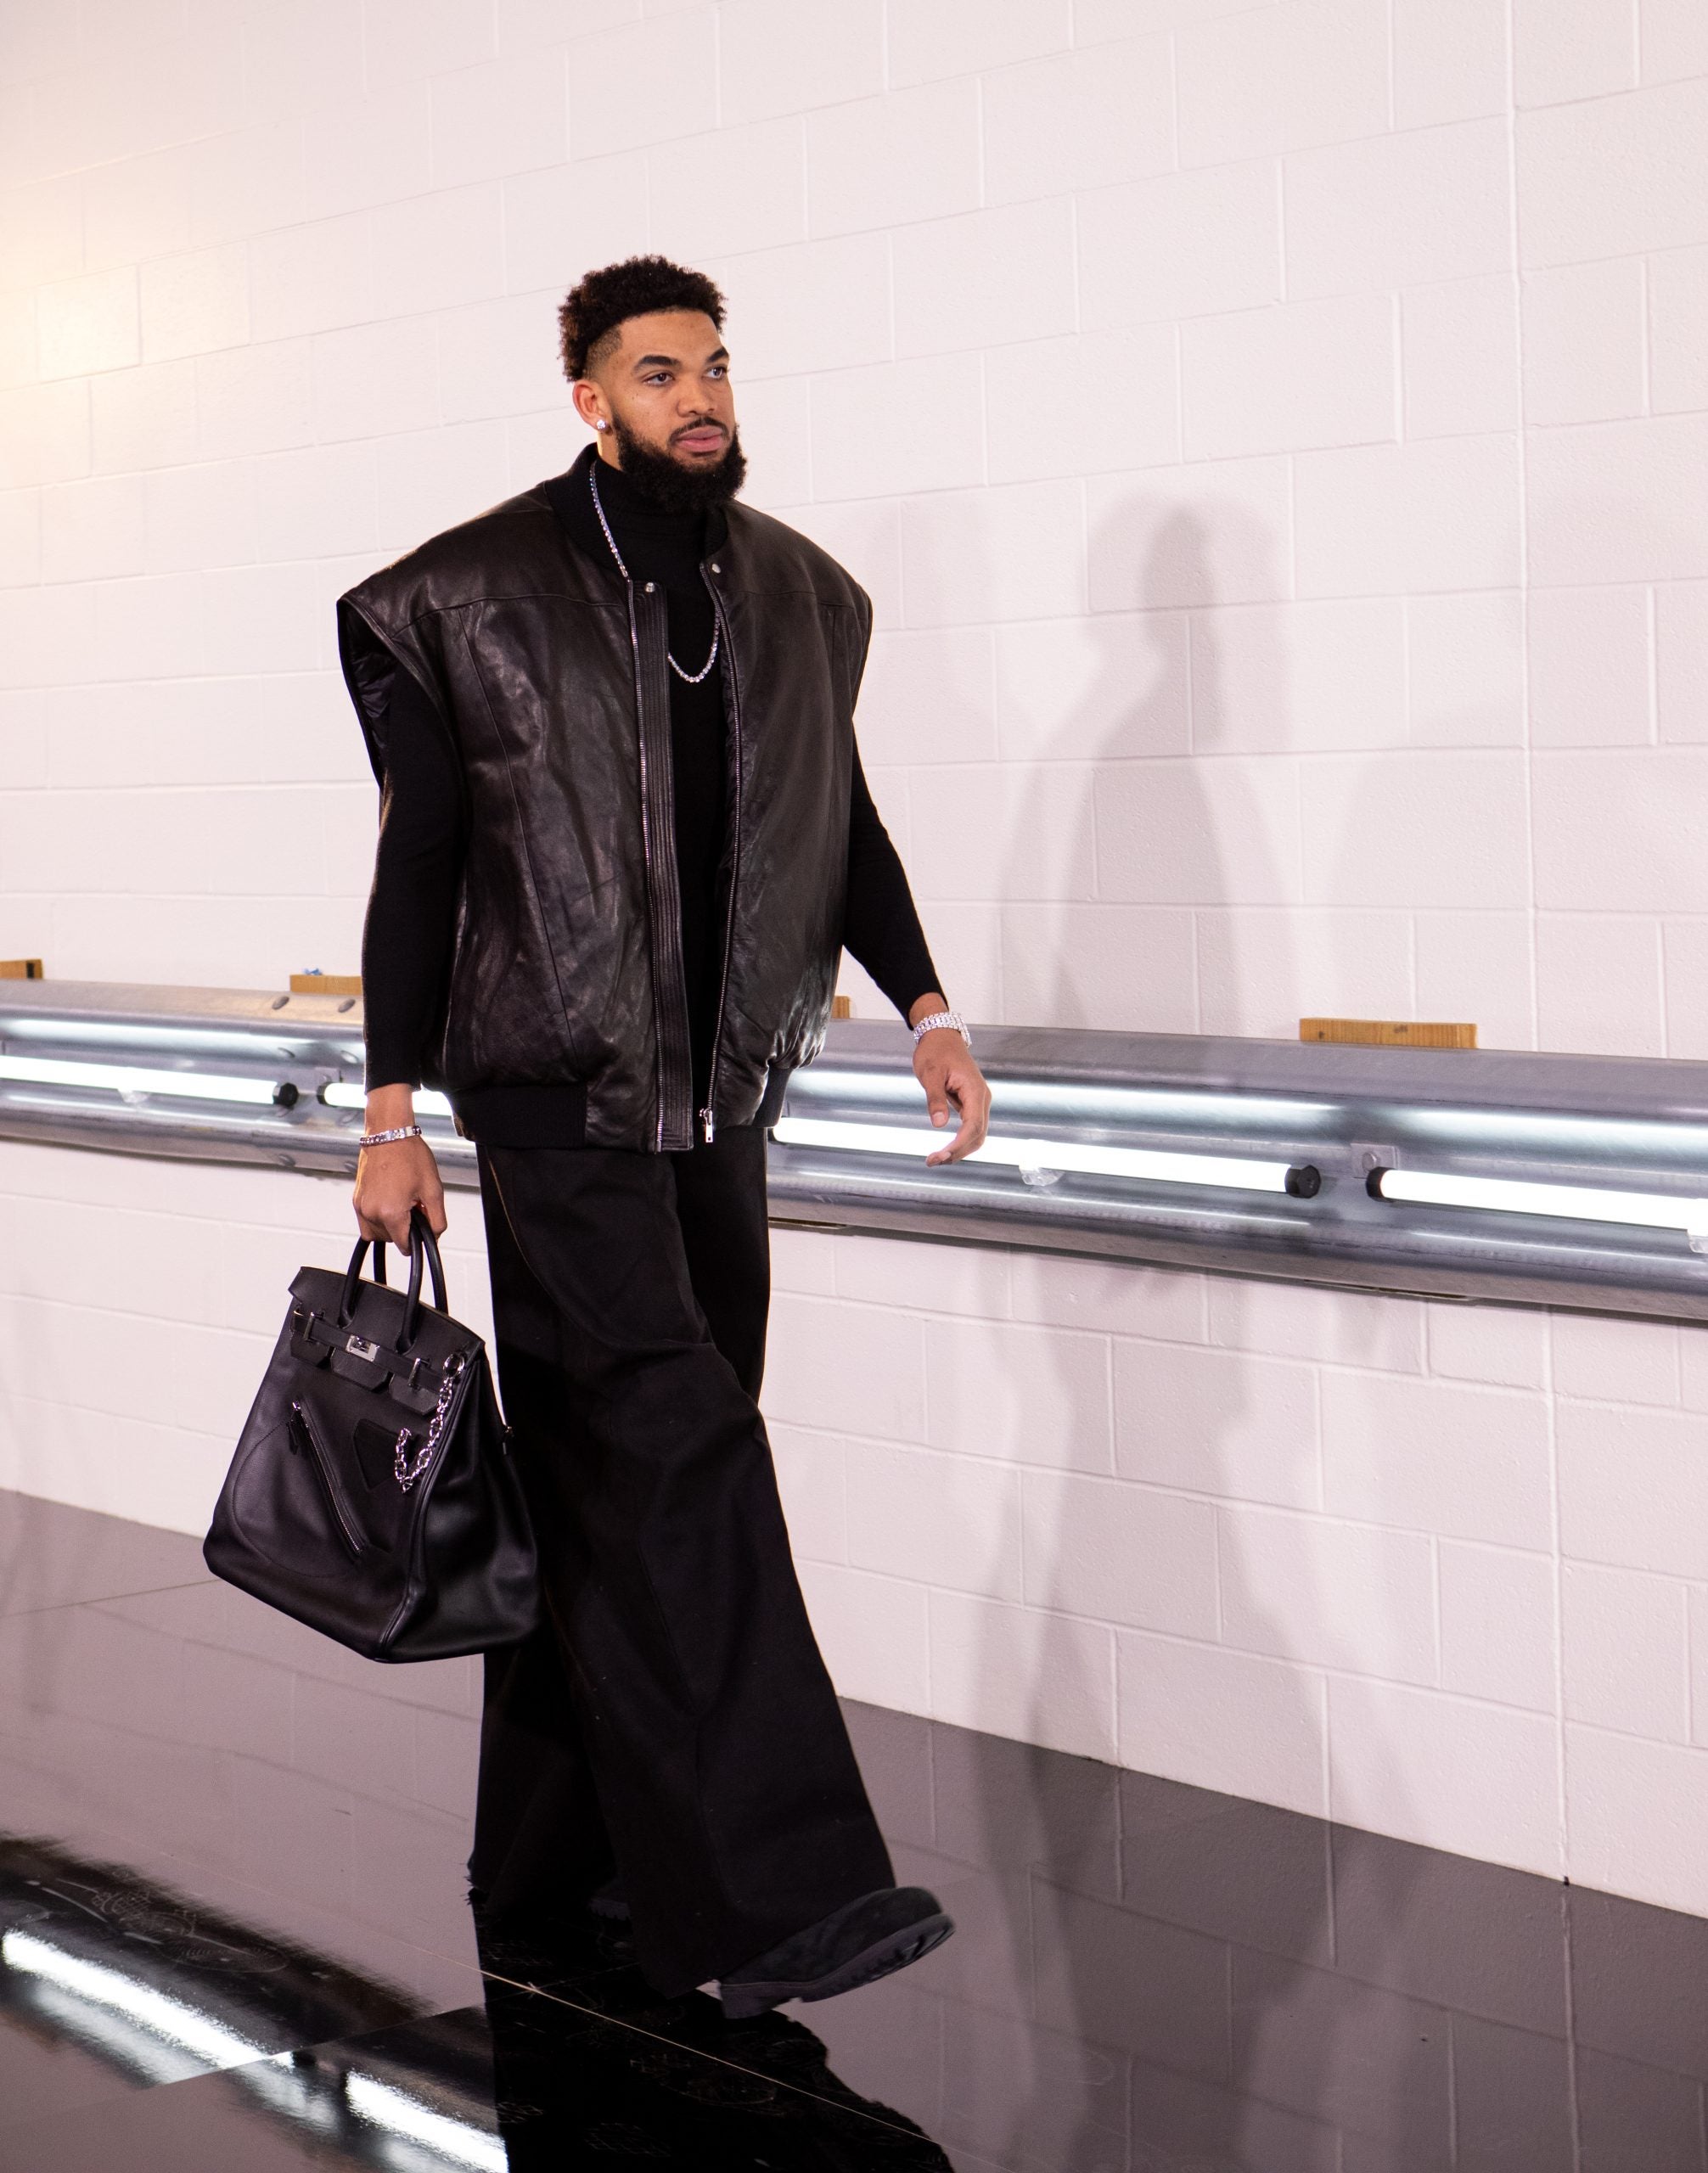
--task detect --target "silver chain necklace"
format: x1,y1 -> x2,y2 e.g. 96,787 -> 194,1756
589,462 -> 721,686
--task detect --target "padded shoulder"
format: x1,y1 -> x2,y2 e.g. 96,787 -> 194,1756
340,486 -> 580,632
720,503 -> 871,622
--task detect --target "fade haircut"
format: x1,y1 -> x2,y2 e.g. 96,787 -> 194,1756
557,255 -> 727,384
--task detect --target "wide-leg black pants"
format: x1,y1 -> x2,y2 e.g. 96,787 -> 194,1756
469,1123 -> 892,1996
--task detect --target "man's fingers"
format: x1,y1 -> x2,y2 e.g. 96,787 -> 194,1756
948,1107 -> 980,1159
923,1060 -> 992,1165
947,1064 -> 988,1138
924,1065 -> 976,1164
353,1136 -> 449,1249
927,1110 -> 975,1165
952,1093 -> 985,1158
354,1197 -> 445,1251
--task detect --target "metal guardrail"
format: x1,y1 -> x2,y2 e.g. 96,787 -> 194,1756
6,981 -> 1708,1322
0,980 -> 398,1180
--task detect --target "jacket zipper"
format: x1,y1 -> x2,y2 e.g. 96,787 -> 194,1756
699,567 -> 743,1145
289,1399 -> 367,1559
622,582 -> 666,1153
624,582 -> 696,1152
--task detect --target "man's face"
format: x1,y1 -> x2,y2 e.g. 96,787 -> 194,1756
584,309 -> 736,470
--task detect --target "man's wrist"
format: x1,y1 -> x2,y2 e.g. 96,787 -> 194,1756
358,1123 -> 424,1148
364,1082 -> 417,1129
911,1005 -> 970,1048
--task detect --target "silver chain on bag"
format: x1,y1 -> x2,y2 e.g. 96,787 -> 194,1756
394,1348 -> 468,1494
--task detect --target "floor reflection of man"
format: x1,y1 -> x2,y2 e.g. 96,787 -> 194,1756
480,1912 -> 955,2170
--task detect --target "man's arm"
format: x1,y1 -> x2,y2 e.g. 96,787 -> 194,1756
842,741 -> 992,1166
352,672 -> 465,1246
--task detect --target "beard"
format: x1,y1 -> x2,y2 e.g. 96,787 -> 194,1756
610,416 -> 748,514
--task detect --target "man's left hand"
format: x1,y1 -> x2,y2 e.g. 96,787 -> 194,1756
913,1029 -> 992,1167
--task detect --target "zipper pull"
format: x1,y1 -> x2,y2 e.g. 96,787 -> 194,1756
700,1106 -> 716,1143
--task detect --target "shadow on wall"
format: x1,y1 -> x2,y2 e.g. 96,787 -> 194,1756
974,495 -> 1424,2165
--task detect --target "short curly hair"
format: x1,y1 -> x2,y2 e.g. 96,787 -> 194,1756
558,255 -> 727,383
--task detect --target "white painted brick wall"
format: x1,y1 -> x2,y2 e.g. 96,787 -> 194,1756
4,0 -> 1708,1918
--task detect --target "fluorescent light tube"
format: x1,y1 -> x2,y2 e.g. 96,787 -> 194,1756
773,1115 -> 1295,1194
1373,1166 -> 1708,1243
0,1055 -> 283,1105
322,1081 -> 455,1119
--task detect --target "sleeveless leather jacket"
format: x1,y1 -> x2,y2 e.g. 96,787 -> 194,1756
336,474 -> 868,1153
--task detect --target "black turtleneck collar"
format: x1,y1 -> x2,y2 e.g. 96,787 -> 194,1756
586,445 -> 703,530
543,442 -> 729,591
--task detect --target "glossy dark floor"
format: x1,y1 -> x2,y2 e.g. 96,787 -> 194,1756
2,1491 -> 1706,2170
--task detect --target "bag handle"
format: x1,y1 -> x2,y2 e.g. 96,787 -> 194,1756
337,1210 -> 448,1345
337,1232 -> 388,1325
398,1205 -> 449,1350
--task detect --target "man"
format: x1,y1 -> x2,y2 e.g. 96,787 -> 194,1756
339,255 -> 991,2015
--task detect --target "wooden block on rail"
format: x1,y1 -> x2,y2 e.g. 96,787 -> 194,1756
0,959 -> 43,979
1301,1017 -> 1476,1050
289,973 -> 362,997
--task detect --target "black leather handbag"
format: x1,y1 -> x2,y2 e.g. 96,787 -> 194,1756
204,1207 -> 541,1662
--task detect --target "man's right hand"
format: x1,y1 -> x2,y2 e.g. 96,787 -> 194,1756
352,1085 -> 448,1251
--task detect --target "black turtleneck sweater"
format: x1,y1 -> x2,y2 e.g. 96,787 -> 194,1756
360,449 -> 942,1113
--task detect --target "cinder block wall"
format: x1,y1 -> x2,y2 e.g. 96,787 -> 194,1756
4,0 -> 1708,1914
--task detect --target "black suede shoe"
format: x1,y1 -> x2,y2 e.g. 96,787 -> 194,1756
717,1885 -> 953,2020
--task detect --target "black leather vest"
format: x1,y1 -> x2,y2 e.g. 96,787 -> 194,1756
337,478 -> 867,1153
